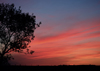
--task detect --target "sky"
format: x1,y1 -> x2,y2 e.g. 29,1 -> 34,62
0,0 -> 100,65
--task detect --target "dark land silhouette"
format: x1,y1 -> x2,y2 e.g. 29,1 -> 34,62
1,65 -> 100,71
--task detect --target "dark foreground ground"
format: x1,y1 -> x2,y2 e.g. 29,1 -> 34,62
1,65 -> 100,71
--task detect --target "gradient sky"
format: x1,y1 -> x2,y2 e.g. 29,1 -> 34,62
0,0 -> 100,65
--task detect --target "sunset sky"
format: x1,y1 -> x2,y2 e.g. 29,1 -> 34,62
0,0 -> 100,65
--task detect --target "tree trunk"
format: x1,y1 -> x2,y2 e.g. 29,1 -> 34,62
0,54 -> 11,66
0,45 -> 8,65
0,54 -> 4,65
0,53 -> 7,65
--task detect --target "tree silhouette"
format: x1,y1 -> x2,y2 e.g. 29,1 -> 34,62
0,3 -> 41,65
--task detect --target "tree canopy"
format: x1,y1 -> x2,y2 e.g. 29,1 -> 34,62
0,3 -> 41,65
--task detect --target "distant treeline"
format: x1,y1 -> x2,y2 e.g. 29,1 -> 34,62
1,64 -> 99,66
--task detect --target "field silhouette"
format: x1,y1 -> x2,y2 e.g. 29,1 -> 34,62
1,64 -> 100,71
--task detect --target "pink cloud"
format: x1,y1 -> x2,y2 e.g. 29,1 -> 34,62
10,16 -> 100,65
